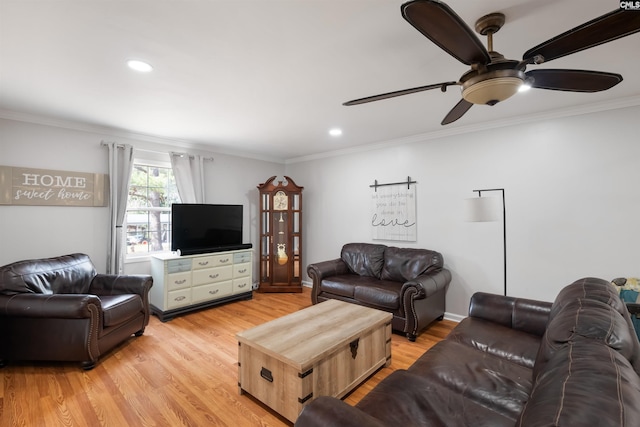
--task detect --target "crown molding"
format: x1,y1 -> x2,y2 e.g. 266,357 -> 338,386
0,109 -> 286,164
285,94 -> 640,164
3,93 -> 639,167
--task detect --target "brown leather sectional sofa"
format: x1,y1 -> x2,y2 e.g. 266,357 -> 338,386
307,243 -> 451,341
0,253 -> 153,369
296,277 -> 640,426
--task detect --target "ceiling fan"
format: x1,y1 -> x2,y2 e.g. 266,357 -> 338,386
343,0 -> 640,125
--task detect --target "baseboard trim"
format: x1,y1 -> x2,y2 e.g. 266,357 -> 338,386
443,312 -> 464,323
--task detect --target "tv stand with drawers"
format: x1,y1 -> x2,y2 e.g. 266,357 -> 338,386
150,247 -> 253,321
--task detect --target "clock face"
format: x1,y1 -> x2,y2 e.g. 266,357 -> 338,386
274,191 -> 288,210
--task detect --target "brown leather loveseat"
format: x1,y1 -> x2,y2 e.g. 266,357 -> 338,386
0,253 -> 153,369
307,243 -> 451,341
296,277 -> 640,426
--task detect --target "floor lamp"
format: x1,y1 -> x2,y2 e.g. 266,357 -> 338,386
465,188 -> 507,296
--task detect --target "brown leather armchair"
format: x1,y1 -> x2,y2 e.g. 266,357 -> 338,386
0,253 -> 153,369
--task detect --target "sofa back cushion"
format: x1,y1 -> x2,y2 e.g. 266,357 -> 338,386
380,247 -> 443,282
0,253 -> 96,295
550,277 -> 628,319
519,339 -> 640,427
534,277 -> 640,378
534,298 -> 636,379
341,243 -> 387,278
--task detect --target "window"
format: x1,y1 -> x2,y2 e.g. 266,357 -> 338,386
126,160 -> 181,256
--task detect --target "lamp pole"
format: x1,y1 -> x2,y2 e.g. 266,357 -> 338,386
473,188 -> 506,296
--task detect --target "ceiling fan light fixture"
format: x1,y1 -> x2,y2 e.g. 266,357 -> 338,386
518,77 -> 533,93
518,82 -> 532,93
461,69 -> 525,105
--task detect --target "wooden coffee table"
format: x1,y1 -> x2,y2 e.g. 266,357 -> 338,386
236,299 -> 392,422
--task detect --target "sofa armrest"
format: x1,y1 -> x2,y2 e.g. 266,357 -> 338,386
307,259 -> 350,281
469,292 -> 552,336
307,259 -> 350,304
0,294 -> 102,319
295,396 -> 386,427
401,268 -> 451,299
89,274 -> 153,298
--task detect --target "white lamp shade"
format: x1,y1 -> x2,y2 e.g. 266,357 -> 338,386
464,197 -> 500,222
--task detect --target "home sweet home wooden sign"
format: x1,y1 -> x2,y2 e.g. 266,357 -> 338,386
0,165 -> 108,207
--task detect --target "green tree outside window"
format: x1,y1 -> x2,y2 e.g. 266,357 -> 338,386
126,163 -> 181,254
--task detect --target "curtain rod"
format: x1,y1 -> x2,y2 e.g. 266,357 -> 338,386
171,151 -> 214,161
100,141 -> 213,161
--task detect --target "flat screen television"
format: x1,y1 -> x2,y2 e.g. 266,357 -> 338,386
171,203 -> 246,255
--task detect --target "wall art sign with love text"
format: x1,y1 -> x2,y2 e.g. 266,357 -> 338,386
371,184 -> 416,242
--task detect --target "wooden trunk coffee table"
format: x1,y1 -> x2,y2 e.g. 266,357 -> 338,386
236,299 -> 392,422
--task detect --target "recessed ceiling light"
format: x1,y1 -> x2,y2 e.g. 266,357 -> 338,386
127,60 -> 153,73
329,128 -> 342,137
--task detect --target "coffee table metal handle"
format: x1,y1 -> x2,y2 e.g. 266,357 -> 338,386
350,338 -> 359,359
260,367 -> 273,382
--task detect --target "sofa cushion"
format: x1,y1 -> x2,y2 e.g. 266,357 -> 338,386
519,340 -> 640,427
380,247 -> 443,282
0,253 -> 96,295
447,317 -> 542,369
353,280 -> 401,310
319,274 -> 360,298
341,243 -> 386,278
534,297 -> 636,379
356,370 -> 516,427
100,294 -> 143,327
468,292 -> 551,337
408,340 -> 533,421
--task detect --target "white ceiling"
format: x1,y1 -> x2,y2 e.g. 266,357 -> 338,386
2,0 -> 639,162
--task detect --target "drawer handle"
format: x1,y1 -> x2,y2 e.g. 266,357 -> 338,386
175,296 -> 186,302
209,273 -> 219,279
209,289 -> 219,295
260,367 -> 273,382
298,393 -> 313,404
219,258 -> 230,264
350,338 -> 359,359
238,283 -> 247,288
198,261 -> 209,266
174,279 -> 186,285
238,268 -> 247,274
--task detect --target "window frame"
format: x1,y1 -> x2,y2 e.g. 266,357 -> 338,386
125,157 -> 181,260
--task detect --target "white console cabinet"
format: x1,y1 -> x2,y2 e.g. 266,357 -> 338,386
150,248 -> 253,321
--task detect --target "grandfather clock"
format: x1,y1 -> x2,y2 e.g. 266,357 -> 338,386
257,176 -> 303,293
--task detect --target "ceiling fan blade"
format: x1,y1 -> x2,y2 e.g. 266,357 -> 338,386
441,99 -> 472,125
343,81 -> 458,106
526,69 -> 623,92
523,9 -> 640,63
401,0 -> 490,66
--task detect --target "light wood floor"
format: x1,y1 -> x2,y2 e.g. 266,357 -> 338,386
0,287 -> 456,426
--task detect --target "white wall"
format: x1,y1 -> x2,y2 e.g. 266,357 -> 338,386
0,117 -> 284,277
1,119 -> 111,268
286,106 -> 640,317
